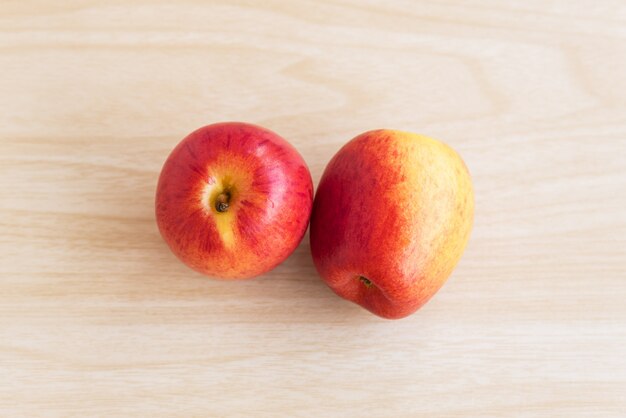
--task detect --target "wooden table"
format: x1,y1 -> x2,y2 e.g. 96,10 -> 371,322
2,1 -> 625,416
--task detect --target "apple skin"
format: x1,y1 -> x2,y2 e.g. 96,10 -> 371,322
156,122 -> 313,279
310,130 -> 474,319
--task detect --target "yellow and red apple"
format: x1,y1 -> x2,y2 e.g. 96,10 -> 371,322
310,130 -> 474,319
156,122 -> 313,279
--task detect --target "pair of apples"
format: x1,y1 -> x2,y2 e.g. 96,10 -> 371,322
155,122 -> 473,319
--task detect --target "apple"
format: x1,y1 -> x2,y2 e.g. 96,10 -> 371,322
310,130 -> 474,319
156,122 -> 313,279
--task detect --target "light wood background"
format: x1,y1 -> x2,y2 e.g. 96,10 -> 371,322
1,1 -> 625,417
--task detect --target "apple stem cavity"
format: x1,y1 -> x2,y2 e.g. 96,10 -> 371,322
215,192 -> 231,213
358,275 -> 373,288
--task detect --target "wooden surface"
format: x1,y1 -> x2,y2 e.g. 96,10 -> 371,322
1,1 -> 625,416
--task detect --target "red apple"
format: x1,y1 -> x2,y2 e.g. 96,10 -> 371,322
310,130 -> 474,319
156,122 -> 313,279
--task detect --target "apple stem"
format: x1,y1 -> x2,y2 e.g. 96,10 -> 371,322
215,192 -> 230,213
359,276 -> 373,288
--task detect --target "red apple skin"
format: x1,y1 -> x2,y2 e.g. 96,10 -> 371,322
310,130 -> 474,319
156,122 -> 313,279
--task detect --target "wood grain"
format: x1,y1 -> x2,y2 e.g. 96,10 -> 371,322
1,1 -> 625,416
